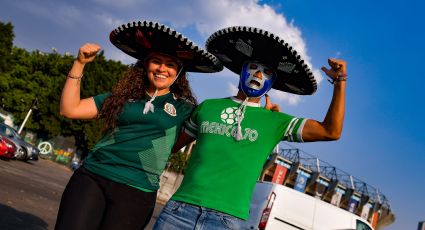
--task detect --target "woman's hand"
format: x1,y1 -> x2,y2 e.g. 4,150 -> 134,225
77,43 -> 101,64
264,94 -> 280,112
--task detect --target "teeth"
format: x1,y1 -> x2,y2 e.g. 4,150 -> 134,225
154,74 -> 167,79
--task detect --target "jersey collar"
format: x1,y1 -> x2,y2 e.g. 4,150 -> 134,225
230,97 -> 261,107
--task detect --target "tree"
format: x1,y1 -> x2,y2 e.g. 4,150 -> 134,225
0,20 -> 128,153
0,21 -> 14,72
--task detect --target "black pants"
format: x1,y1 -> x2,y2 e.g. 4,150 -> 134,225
55,167 -> 157,230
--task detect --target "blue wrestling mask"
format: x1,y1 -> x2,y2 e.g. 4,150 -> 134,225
239,61 -> 277,98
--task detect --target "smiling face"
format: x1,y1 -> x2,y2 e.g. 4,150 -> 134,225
239,61 -> 276,98
145,52 -> 181,95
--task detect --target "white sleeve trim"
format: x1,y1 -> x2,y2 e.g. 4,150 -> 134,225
297,118 -> 308,142
284,118 -> 297,139
283,118 -> 307,142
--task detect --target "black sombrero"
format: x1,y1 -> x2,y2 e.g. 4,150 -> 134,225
206,26 -> 317,95
110,21 -> 222,73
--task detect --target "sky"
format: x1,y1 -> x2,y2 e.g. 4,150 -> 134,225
1,0 -> 424,229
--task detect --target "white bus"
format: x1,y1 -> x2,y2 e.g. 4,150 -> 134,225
245,182 -> 374,230
244,150 -> 394,230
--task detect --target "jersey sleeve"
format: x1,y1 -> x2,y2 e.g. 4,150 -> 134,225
93,92 -> 111,112
182,102 -> 204,138
282,117 -> 308,142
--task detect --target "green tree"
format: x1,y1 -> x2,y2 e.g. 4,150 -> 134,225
0,21 -> 14,72
0,20 -> 128,154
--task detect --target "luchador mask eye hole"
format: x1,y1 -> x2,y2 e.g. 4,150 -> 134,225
264,69 -> 273,75
249,64 -> 258,69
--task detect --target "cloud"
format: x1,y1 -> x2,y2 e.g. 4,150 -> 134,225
187,0 -> 324,84
313,68 -> 324,85
6,0 -> 322,106
13,1 -> 83,28
86,0 -> 313,63
94,12 -> 125,29
90,0 -> 140,9
268,89 -> 302,105
88,0 -> 323,105
227,82 -> 239,96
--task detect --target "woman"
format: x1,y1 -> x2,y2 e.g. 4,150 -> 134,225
55,21 -> 222,230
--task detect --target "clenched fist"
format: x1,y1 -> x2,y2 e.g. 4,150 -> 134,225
77,43 -> 101,64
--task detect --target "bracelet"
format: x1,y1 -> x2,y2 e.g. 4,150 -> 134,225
328,74 -> 347,85
67,73 -> 83,80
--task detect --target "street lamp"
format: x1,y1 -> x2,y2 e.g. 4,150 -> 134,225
18,98 -> 37,134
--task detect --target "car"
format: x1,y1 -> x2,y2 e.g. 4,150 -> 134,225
0,135 -> 16,159
0,123 -> 39,161
30,145 -> 39,161
0,138 -> 7,156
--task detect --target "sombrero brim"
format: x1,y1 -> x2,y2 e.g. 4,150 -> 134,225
110,21 -> 222,73
206,26 -> 317,95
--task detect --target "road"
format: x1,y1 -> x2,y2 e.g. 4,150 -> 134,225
0,158 -> 163,230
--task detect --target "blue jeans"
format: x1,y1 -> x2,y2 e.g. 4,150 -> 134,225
153,200 -> 245,230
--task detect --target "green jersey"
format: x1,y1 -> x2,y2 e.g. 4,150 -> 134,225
171,97 -> 307,219
83,92 -> 193,191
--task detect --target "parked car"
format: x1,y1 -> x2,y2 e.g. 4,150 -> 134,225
0,135 -> 16,159
0,123 -> 39,161
0,137 -> 7,156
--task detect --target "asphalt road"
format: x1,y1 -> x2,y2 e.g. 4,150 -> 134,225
0,158 -> 162,230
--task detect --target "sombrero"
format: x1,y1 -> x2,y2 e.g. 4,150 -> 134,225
110,20 -> 223,73
206,26 -> 317,95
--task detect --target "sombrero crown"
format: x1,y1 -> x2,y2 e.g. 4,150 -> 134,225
206,26 -> 317,95
110,20 -> 223,73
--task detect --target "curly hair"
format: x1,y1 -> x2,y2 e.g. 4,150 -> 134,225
98,60 -> 197,134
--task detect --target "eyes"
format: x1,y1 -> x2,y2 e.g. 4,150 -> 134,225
249,64 -> 258,69
249,63 -> 274,77
149,58 -> 179,69
264,69 -> 273,75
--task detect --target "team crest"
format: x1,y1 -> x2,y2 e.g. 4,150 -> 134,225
164,103 -> 177,116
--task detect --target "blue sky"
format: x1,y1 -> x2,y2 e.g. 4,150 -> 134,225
1,0 -> 424,229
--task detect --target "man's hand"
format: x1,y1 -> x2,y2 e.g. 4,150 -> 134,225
321,58 -> 347,82
77,43 -> 101,64
264,94 -> 280,112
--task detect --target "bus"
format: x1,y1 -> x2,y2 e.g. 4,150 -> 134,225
244,149 -> 395,230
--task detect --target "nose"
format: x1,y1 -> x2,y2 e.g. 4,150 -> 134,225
157,63 -> 167,72
254,70 -> 263,80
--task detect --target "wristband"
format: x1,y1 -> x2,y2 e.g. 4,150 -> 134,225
67,73 -> 83,81
328,74 -> 347,85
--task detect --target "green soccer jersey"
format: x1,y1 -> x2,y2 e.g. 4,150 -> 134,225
83,92 -> 193,191
171,97 -> 307,219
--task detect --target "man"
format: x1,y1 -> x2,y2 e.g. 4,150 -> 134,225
154,26 -> 347,230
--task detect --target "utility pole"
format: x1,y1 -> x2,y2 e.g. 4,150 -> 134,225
18,98 -> 37,134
